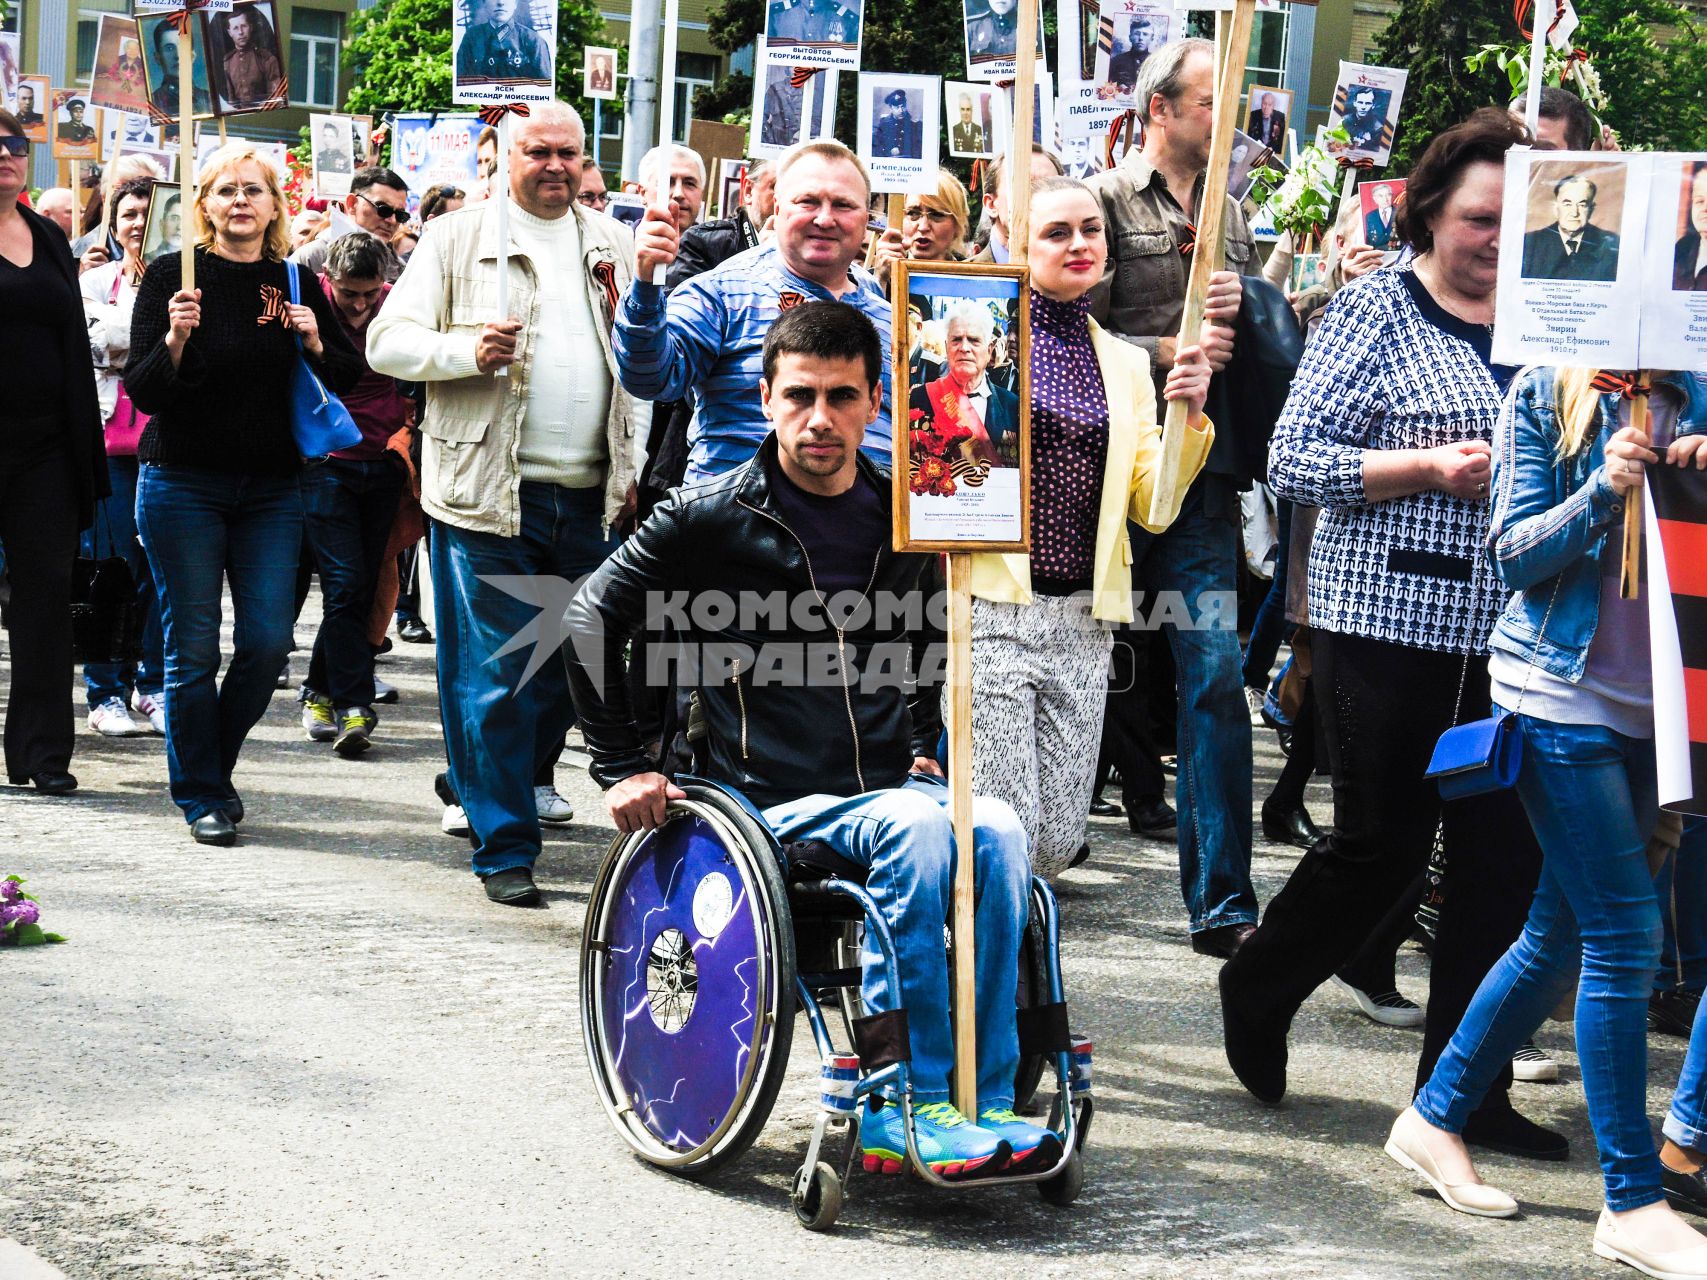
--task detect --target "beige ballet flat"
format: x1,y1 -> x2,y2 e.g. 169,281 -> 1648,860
1384,1106 -> 1520,1219
1595,1209 -> 1707,1279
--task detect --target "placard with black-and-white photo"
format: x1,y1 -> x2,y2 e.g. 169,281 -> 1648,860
1327,61 -> 1406,167
857,72 -> 940,195
51,90 -> 101,161
1224,129 -> 1272,203
206,1 -> 288,113
963,0 -> 1045,85
136,10 -> 216,122
141,181 -> 184,264
453,0 -> 557,105
990,69 -> 1055,152
15,74 -> 49,144
1493,149 -> 1646,368
102,111 -> 161,160
311,112 -> 358,197
1091,0 -> 1169,110
1244,84 -> 1290,152
1637,154 -> 1707,371
749,51 -> 839,159
583,45 -> 617,100
945,81 -> 998,160
763,0 -> 862,72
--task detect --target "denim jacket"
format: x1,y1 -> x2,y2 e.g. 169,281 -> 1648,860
1486,367 -> 1707,681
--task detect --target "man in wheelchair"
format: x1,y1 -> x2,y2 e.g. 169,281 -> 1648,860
565,302 -> 1060,1179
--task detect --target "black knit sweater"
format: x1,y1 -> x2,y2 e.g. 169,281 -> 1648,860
126,249 -> 363,476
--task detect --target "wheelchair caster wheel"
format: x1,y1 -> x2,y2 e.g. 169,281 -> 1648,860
1037,1148 -> 1083,1207
793,1160 -> 843,1231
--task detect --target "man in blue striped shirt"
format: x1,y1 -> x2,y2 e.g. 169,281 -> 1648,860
614,138 -> 893,482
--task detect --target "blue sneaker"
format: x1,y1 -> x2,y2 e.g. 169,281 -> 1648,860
978,1106 -> 1064,1172
860,1100 -> 1010,1178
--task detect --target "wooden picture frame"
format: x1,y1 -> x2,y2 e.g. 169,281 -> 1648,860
891,259 -> 1031,554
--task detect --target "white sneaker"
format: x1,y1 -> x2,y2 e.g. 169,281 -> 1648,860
129,690 -> 166,735
1511,1040 -> 1559,1083
1334,977 -> 1425,1028
441,804 -> 471,838
1244,685 -> 1266,726
89,697 -> 144,737
535,784 -> 574,824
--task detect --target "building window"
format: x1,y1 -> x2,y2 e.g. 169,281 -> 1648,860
75,15 -> 100,80
672,51 -> 720,140
289,7 -> 342,109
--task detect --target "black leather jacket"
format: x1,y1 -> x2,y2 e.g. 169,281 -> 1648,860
566,435 -> 943,810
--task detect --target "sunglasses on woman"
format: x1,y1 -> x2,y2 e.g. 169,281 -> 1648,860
0,136 -> 28,157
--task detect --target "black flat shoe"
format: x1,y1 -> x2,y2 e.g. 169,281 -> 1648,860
1462,1105 -> 1570,1161
1219,963 -> 1288,1105
1192,922 -> 1255,959
1128,798 -> 1177,839
1664,1162 -> 1707,1217
1088,797 -> 1123,818
10,770 -> 78,795
191,812 -> 238,846
224,797 -> 245,823
397,617 -> 434,644
482,866 -> 542,906
1652,989 -> 1703,1039
1068,841 -> 1091,869
1261,801 -> 1323,850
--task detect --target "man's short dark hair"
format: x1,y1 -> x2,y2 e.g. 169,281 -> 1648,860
324,232 -> 390,281
761,301 -> 883,390
1531,85 -> 1595,152
151,21 -> 173,59
1395,107 -> 1529,255
351,166 -> 407,196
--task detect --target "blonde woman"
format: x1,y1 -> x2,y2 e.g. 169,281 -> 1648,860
873,168 -> 973,279
1390,366 -> 1707,1277
125,142 -> 361,845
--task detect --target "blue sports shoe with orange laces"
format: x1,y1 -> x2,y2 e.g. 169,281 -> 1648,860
860,1100 -> 1010,1178
977,1107 -> 1064,1172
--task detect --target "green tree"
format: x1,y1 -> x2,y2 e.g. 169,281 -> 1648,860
1574,0 -> 1707,149
1373,0 -> 1510,172
344,0 -> 611,131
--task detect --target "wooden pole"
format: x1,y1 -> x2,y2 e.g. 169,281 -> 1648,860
1146,0 -> 1254,527
945,548 -> 978,1122
652,0 -> 680,288
494,112 -> 510,378
177,22 -> 195,294
1009,0 -> 1037,258
1620,377 -> 1651,600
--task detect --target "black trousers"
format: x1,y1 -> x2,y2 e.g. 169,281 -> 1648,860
1224,630 -> 1541,1115
0,442 -> 79,780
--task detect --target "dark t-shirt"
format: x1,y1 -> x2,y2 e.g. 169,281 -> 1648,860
765,451 -> 888,600
1400,270 -> 1520,396
0,218 -> 74,425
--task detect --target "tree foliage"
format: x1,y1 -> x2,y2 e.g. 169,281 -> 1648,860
1574,0 -> 1707,150
1373,0 -> 1510,173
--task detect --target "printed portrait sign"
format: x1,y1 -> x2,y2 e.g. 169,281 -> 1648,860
763,0 -> 863,72
0,33 -> 17,113
89,15 -> 154,117
392,111 -> 486,199
137,11 -> 216,123
206,1 -> 288,114
1289,251 -> 1327,295
1053,0 -> 1122,138
1636,155 -> 1707,371
583,45 -> 618,101
1058,120 -> 1104,179
1493,150 -> 1646,369
453,0 -> 558,106
990,70 -> 1055,153
893,262 -> 1031,553
51,90 -> 102,161
1091,0 -> 1170,110
749,52 -> 838,159
1357,177 -> 1406,255
716,157 -> 748,218
1327,61 -> 1407,167
311,112 -> 357,197
858,72 -> 942,195
1225,128 -> 1272,203
1244,85 -> 1290,152
102,111 -> 162,160
141,181 -> 184,264
15,74 -> 49,143
963,0 -> 1045,85
945,81 -> 998,160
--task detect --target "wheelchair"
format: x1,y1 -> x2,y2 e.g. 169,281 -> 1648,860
579,775 -> 1094,1230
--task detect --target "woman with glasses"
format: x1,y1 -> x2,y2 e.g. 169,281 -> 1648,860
0,110 -> 109,794
872,168 -> 973,282
126,141 -> 361,845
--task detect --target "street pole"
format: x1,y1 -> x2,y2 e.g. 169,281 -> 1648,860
624,0 -> 661,185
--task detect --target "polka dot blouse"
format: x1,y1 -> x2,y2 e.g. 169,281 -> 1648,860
1027,288 -> 1110,588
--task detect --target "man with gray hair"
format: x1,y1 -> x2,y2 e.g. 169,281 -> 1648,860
1088,35 -> 1261,959
368,101 -> 638,906
636,143 -> 706,232
1520,173 -> 1619,282
908,299 -> 1019,466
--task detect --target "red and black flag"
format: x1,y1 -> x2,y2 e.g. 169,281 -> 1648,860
1647,465 -> 1707,814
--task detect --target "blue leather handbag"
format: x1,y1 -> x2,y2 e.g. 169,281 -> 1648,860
285,261 -> 362,458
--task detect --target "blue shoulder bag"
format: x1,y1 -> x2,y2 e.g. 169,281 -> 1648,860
285,260 -> 363,458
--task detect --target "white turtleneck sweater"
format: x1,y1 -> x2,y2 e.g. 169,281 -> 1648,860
509,203 -> 612,488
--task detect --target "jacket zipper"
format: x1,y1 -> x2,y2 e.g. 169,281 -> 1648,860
730,658 -> 749,760
739,498 -> 883,792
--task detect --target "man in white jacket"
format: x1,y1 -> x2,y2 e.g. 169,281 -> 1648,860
368,100 -> 638,906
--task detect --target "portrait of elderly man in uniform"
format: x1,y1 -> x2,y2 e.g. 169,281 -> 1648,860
1521,172 -> 1620,283
872,87 -> 922,160
457,0 -> 550,83
908,299 -> 1020,469
951,93 -> 986,156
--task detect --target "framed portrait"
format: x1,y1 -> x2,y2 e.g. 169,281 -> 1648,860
137,11 -> 217,124
1243,84 -> 1291,152
945,81 -> 997,160
50,90 -> 102,161
1091,0 -> 1170,109
102,111 -> 162,160
858,72 -> 941,196
452,0 -> 558,106
963,0 -> 1045,85
716,157 -> 748,219
311,112 -> 357,197
892,261 -> 1031,554
89,15 -> 154,117
582,44 -> 618,101
1224,128 -> 1274,202
1289,251 -> 1326,295
763,0 -> 862,73
205,1 -> 287,113
1357,176 -> 1406,254
749,50 -> 837,160
1669,158 -> 1707,294
351,114 -> 375,166
141,181 -> 184,264
1328,61 -> 1408,167
115,142 -> 175,181
15,73 -> 49,144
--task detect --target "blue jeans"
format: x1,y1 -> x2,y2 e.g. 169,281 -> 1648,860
302,457 -> 405,708
763,774 -> 1030,1107
1666,992 -> 1707,1151
135,465 -> 303,823
1129,478 -> 1257,931
431,482 -> 616,877
1415,714 -> 1664,1212
1655,820 -> 1707,994
81,455 -> 164,705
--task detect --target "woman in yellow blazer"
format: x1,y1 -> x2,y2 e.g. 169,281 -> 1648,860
967,176 -> 1213,877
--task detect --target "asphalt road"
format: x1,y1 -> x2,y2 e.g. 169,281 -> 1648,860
1,608 -> 1697,1280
